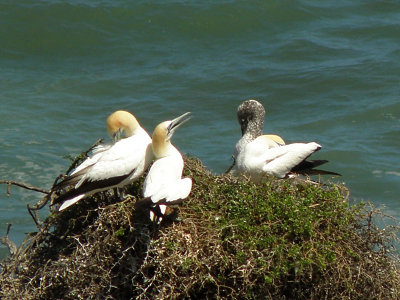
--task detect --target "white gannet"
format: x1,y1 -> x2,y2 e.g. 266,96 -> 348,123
143,112 -> 192,222
52,110 -> 153,211
232,99 -> 340,181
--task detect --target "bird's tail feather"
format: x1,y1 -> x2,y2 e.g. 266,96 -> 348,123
292,160 -> 341,176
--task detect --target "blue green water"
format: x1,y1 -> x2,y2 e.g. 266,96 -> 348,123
1,1 -> 400,258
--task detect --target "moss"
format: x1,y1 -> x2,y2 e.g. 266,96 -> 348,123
0,156 -> 399,299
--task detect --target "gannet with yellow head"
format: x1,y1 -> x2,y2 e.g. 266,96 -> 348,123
232,100 -> 340,180
143,112 -> 192,222
52,110 -> 153,211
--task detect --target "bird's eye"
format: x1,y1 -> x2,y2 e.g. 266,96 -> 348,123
241,118 -> 246,123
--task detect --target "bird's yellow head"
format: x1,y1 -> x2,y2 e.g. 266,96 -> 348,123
263,134 -> 285,146
151,112 -> 192,158
106,110 -> 140,141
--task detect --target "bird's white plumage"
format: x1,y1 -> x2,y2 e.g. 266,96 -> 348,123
55,111 -> 153,211
74,131 -> 151,187
143,112 -> 192,222
236,135 -> 321,181
231,134 -> 285,175
143,150 -> 192,204
70,144 -> 112,176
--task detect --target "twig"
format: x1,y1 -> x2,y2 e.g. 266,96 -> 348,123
224,156 -> 236,174
26,174 -> 66,228
0,224 -> 18,256
0,180 -> 49,195
27,203 -> 41,228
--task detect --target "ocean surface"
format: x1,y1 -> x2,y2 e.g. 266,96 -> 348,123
1,0 -> 399,258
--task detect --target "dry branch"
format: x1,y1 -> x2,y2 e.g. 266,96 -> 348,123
0,180 -> 49,195
0,224 -> 17,256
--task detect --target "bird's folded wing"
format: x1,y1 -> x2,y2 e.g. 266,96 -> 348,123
54,135 -> 149,191
261,143 -> 321,178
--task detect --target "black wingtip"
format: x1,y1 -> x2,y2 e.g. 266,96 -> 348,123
291,160 -> 328,173
291,160 -> 340,177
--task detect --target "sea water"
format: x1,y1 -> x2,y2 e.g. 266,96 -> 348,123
1,0 -> 399,258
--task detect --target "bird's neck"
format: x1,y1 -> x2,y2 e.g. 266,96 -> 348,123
242,120 -> 263,141
235,121 -> 263,159
234,134 -> 253,159
124,123 -> 142,137
133,126 -> 149,137
152,139 -> 175,159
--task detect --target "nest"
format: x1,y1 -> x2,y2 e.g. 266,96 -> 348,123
1,155 -> 399,299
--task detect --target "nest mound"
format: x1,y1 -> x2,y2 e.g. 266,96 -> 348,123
1,156 -> 399,299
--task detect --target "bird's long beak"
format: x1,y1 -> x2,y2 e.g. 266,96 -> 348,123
167,112 -> 192,137
112,127 -> 125,142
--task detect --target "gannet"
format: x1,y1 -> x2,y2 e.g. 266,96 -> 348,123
225,99 -> 285,173
232,99 -> 340,181
143,112 -> 192,222
52,110 -> 153,211
234,99 -> 283,160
